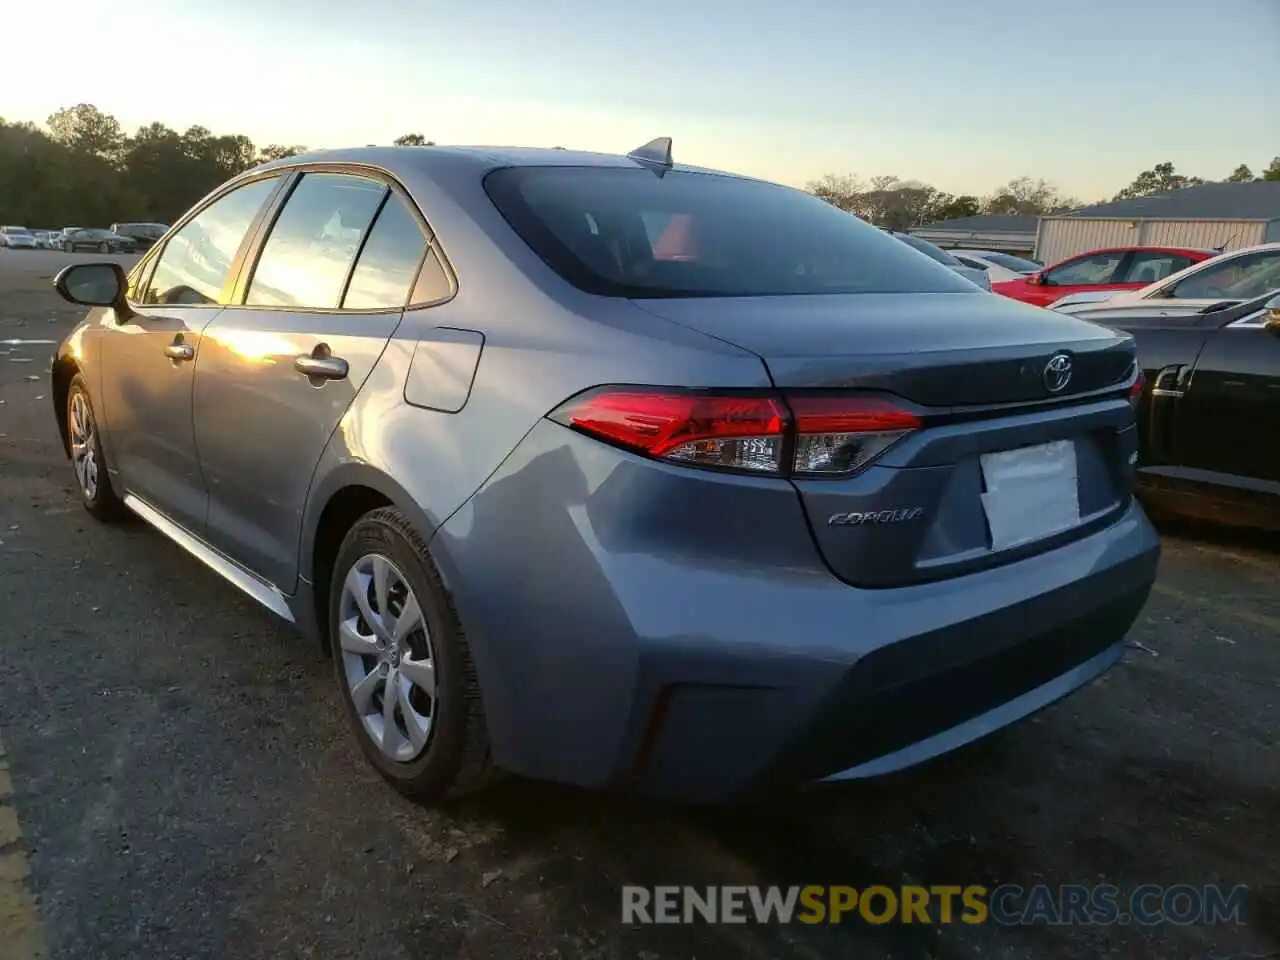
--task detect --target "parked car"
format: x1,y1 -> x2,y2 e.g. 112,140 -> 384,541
950,250 -> 1043,284
993,246 -> 1216,308
1113,290 -> 1280,531
110,222 -> 169,250
32,230 -> 59,249
61,228 -> 137,254
890,232 -> 992,289
0,226 -> 38,250
1051,243 -> 1280,321
48,141 -> 1159,804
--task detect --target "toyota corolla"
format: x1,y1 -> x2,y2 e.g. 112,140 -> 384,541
49,140 -> 1159,803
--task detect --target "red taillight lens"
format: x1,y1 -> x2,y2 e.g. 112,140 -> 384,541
551,389 -> 789,473
1128,370 -> 1145,409
550,388 -> 920,477
788,395 -> 921,476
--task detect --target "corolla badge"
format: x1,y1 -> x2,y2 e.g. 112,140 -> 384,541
1043,353 -> 1073,393
828,507 -> 925,526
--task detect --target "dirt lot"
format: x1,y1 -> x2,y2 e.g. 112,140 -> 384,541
0,249 -> 1276,960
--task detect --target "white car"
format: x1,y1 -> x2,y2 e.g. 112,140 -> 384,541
0,226 -> 38,250
949,250 -> 1042,285
1053,242 -> 1280,321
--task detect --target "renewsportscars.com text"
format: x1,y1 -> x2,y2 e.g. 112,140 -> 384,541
622,884 -> 1250,927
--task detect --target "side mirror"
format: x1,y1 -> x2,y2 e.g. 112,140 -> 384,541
53,262 -> 133,319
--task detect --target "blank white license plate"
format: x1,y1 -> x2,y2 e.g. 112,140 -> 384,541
979,440 -> 1081,551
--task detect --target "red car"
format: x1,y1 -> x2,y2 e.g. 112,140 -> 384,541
992,246 -> 1217,308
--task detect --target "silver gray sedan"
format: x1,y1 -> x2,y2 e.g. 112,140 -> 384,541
48,141 -> 1158,803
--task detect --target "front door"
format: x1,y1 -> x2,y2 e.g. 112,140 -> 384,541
96,175 -> 284,533
1034,250 -> 1127,307
193,172 -> 442,590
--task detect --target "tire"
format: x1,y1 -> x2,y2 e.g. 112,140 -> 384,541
66,374 -> 126,521
63,242 -> 72,253
98,241 -> 110,253
329,507 -> 497,801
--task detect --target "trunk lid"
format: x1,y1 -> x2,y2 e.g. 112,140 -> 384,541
633,292 -> 1134,400
634,293 -> 1140,587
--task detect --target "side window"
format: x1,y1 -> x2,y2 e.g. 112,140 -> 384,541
1118,253 -> 1190,284
1169,251 -> 1280,301
341,195 -> 428,309
1045,252 -> 1124,286
410,247 -> 453,304
142,176 -> 280,306
245,173 -> 386,309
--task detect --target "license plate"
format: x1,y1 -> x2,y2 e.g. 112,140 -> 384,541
979,440 -> 1080,551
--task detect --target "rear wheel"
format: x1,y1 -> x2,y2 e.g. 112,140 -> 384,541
66,374 -> 126,521
98,241 -> 110,253
63,241 -> 72,253
329,507 -> 497,801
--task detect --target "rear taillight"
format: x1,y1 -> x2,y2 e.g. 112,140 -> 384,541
1128,370 -> 1145,410
789,396 -> 921,476
549,388 -> 920,478
550,389 -> 788,473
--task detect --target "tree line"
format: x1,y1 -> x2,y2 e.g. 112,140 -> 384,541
0,104 -> 435,228
808,158 -> 1280,232
0,103 -> 1276,231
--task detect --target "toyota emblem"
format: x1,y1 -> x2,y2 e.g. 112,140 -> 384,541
1043,353 -> 1073,393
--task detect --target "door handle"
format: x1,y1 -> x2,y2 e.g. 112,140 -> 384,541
294,353 -> 349,381
164,340 -> 194,361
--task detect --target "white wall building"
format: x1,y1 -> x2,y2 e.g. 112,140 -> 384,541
1035,182 -> 1280,264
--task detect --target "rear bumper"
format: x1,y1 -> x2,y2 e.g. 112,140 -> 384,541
432,421 -> 1160,803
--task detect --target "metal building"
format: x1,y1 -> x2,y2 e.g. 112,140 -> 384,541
910,215 -> 1038,257
1035,181 -> 1280,264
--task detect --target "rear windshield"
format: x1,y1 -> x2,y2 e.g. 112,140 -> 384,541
484,167 -> 978,298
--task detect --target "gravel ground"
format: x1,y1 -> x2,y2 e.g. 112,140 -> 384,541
0,249 -> 1276,960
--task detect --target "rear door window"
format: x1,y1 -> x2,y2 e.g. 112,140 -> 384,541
341,195 -> 430,309
141,176 -> 281,306
483,167 -> 976,298
1118,252 -> 1193,284
245,173 -> 386,309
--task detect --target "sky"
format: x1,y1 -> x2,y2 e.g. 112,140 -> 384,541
12,0 -> 1279,201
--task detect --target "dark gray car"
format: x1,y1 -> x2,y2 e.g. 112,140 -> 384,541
48,141 -> 1159,803
61,227 -> 137,253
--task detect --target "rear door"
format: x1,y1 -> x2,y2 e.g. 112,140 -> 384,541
192,169 -> 452,590
1172,307 -> 1280,490
96,174 -> 284,533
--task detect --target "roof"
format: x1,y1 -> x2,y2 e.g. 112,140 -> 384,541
914,215 -> 1039,234
1059,181 -> 1280,221
250,144 -> 740,180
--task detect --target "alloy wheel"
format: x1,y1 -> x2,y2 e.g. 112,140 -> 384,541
69,392 -> 99,500
338,553 -> 437,762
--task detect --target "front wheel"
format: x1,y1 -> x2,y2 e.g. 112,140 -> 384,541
66,375 -> 126,521
98,241 -> 110,253
63,242 -> 72,253
330,507 -> 497,802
